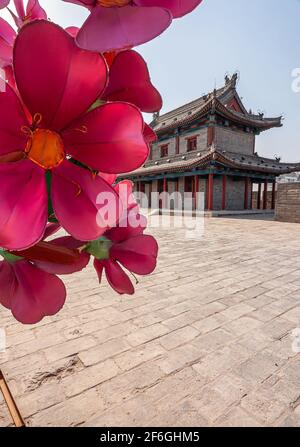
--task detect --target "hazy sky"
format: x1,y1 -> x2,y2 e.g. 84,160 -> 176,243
1,0 -> 300,161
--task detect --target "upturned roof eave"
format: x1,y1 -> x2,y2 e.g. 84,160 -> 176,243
119,150 -> 300,178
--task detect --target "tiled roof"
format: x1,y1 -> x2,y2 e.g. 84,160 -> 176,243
122,148 -> 300,178
151,74 -> 282,134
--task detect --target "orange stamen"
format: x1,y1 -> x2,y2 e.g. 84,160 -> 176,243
98,0 -> 131,7
25,129 -> 65,170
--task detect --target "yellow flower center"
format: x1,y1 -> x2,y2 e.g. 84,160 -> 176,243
25,129 -> 65,170
97,0 -> 131,7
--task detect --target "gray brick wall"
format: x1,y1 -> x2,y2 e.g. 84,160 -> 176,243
215,126 -> 255,155
276,182 -> 300,223
151,127 -> 208,160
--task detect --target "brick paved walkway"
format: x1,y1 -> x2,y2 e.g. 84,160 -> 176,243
0,216 -> 300,427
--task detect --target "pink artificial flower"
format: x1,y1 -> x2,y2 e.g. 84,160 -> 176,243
0,3 -> 78,72
0,0 -> 9,9
102,49 -> 162,113
43,179 -> 158,296
63,0 -> 203,52
93,226 -> 158,295
9,0 -> 47,28
50,222 -> 158,296
0,20 -> 150,251
0,17 -> 15,68
0,224 -> 89,324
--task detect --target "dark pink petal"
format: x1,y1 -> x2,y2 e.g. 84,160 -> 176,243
13,0 -> 26,18
43,223 -> 61,240
144,124 -> 157,144
4,65 -> 17,90
96,258 -> 134,295
0,261 -> 16,310
135,0 -> 203,18
9,260 -> 66,324
14,20 -> 108,131
26,0 -> 47,21
0,160 -> 48,251
105,213 -> 147,243
93,258 -> 104,283
114,180 -> 134,209
76,5 -> 172,52
35,236 -> 90,275
111,234 -> 158,275
0,83 -> 28,156
0,18 -> 15,67
51,160 -> 122,242
62,103 -> 149,174
65,26 -> 79,38
102,50 -> 162,113
98,172 -> 117,185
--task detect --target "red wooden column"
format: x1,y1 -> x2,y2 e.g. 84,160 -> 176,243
250,180 -> 253,210
149,181 -> 152,209
207,173 -> 214,211
271,180 -> 276,210
244,177 -> 250,210
263,179 -> 268,210
222,175 -> 227,210
163,177 -> 168,192
194,175 -> 199,210
257,183 -> 262,210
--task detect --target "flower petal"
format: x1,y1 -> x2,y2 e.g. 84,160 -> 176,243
111,234 -> 158,275
51,160 -> 122,242
0,18 -> 15,67
43,223 -> 61,240
0,83 -> 28,156
98,172 -> 117,185
95,258 -> 134,295
102,50 -> 162,113
62,103 -> 149,174
135,0 -> 203,18
0,0 -> 9,9
35,236 -> 90,275
0,160 -> 48,251
9,260 -> 66,324
26,0 -> 47,21
105,214 -> 147,243
13,20 -> 108,130
0,260 -> 16,310
144,124 -> 157,144
76,5 -> 172,52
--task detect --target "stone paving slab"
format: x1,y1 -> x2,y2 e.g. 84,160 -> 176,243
0,216 -> 300,427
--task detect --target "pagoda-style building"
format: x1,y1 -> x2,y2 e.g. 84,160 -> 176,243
124,74 -> 300,212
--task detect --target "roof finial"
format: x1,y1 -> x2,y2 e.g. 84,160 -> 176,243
152,111 -> 160,122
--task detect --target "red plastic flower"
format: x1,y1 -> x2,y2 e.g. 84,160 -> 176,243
0,224 -> 89,324
63,0 -> 203,52
0,20 -> 150,251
